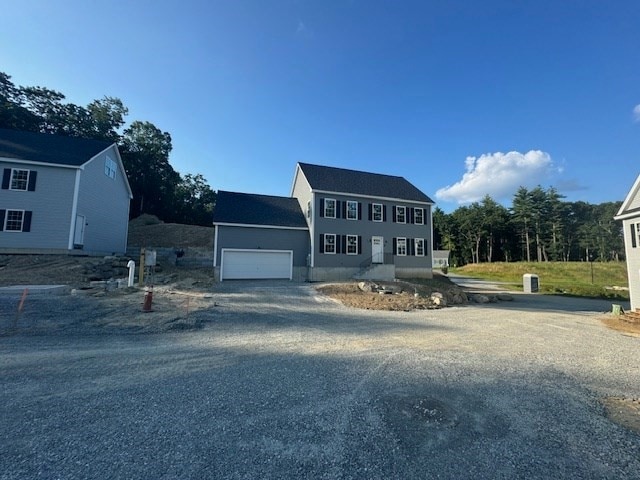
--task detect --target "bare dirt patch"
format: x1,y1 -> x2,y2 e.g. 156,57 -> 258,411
601,397 -> 640,434
601,315 -> 640,336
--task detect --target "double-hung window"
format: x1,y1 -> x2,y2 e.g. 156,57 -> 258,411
372,203 -> 383,222
105,156 -> 117,179
4,210 -> 25,231
324,199 -> 336,218
347,200 -> 358,220
396,237 -> 407,256
346,235 -> 358,254
10,169 -> 29,190
324,233 -> 336,254
415,238 -> 425,256
414,208 -> 424,225
396,206 -> 406,223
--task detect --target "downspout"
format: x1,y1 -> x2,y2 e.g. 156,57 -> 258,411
67,169 -> 82,250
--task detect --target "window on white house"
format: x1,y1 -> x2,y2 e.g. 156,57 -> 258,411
324,233 -> 336,254
324,199 -> 336,218
347,235 -> 358,254
415,238 -> 425,256
396,206 -> 406,223
4,210 -> 25,231
414,208 -> 424,225
104,156 -> 117,179
347,200 -> 358,220
10,169 -> 29,191
307,201 -> 311,219
372,203 -> 383,222
397,237 -> 407,256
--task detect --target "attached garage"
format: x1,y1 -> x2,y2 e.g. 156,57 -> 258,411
221,249 -> 293,280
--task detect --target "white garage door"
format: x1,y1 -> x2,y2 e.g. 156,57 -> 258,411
221,249 -> 293,280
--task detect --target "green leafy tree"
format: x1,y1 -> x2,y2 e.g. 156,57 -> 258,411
174,174 -> 217,226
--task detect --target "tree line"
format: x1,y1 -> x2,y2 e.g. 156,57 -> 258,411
0,72 -> 215,226
434,186 -> 624,266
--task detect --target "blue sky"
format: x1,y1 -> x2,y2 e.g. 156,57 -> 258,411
2,0 -> 639,212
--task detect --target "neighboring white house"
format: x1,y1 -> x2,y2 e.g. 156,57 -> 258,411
614,173 -> 640,310
0,128 -> 133,255
432,250 -> 450,269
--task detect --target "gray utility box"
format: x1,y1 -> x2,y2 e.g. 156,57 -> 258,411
523,273 -> 539,293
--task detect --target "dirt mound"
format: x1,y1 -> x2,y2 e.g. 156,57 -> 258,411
127,218 -> 214,248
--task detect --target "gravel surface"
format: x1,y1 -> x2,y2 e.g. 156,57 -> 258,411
1,282 -> 639,479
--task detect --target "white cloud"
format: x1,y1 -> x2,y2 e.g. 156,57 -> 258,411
633,104 -> 640,122
435,150 -> 558,204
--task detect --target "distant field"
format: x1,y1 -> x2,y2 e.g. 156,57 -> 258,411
450,262 -> 629,300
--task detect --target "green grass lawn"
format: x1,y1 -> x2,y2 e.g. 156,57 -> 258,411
449,262 -> 629,300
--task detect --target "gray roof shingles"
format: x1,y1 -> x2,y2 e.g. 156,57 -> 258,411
213,191 -> 308,228
0,128 -> 112,167
298,162 -> 434,203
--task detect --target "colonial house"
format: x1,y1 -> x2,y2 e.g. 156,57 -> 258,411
0,128 -> 132,255
213,162 -> 434,281
614,173 -> 640,310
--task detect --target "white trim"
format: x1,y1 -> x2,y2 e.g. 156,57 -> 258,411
324,233 -> 337,254
614,210 -> 640,221
396,205 -> 406,223
415,238 -> 425,256
213,222 -> 308,231
615,173 -> 640,218
67,169 -> 82,250
3,209 -> 25,232
372,203 -> 383,222
346,234 -> 358,255
0,156 -> 80,169
396,237 -> 407,256
220,248 -> 293,281
311,188 -> 433,206
310,192 -> 315,267
8,168 -> 30,191
213,224 -> 219,267
414,207 -> 424,225
324,198 -> 337,218
346,200 -> 358,220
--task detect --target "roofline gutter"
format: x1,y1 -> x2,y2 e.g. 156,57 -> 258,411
311,189 -> 434,205
213,222 -> 309,231
0,156 -> 82,170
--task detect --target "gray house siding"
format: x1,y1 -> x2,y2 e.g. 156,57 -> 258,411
0,161 -> 76,251
76,147 -> 130,254
620,217 -> 640,310
214,225 -> 310,281
312,194 -> 432,273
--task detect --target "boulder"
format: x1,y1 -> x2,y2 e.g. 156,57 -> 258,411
497,293 -> 514,301
430,294 -> 447,307
473,294 -> 490,304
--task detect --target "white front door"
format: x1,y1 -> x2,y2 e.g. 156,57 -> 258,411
74,214 -> 86,246
372,236 -> 384,263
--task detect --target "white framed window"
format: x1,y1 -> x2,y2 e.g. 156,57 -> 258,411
4,209 -> 25,231
414,208 -> 424,225
10,169 -> 29,191
347,235 -> 358,254
324,198 -> 336,218
347,200 -> 358,220
396,237 -> 407,256
307,201 -> 311,219
104,156 -> 117,179
415,238 -> 425,256
372,203 -> 383,222
396,206 -> 406,223
324,233 -> 336,254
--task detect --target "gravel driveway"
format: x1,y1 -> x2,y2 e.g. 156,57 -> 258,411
1,282 -> 639,479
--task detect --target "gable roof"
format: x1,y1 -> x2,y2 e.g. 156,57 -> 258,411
614,173 -> 640,221
0,128 -> 113,167
213,191 -> 308,229
295,162 -> 434,204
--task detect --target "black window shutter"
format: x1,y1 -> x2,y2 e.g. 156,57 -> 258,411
22,211 -> 32,232
358,203 -> 362,220
392,207 -> 397,223
383,205 -> 387,222
319,234 -> 325,253
335,200 -> 340,219
27,171 -> 37,191
368,203 -> 372,221
2,169 -> 10,189
409,208 -> 414,224
0,209 -> 5,231
632,224 -> 637,248
340,235 -> 346,254
409,238 -> 415,256
357,236 -> 362,254
392,238 -> 397,255
320,198 -> 325,217
342,201 -> 347,219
